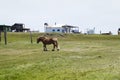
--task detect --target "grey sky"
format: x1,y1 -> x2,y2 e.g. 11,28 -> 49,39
0,0 -> 120,34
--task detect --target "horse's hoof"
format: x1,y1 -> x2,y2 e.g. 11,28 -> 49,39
52,49 -> 55,51
57,49 -> 60,51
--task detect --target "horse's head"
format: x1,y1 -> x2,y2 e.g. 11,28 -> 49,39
37,36 -> 46,43
37,37 -> 40,44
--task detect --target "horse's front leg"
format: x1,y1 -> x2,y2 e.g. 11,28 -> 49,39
43,44 -> 47,51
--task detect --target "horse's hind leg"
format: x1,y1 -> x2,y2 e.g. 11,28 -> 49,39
56,41 -> 60,51
52,41 -> 60,51
57,45 -> 60,51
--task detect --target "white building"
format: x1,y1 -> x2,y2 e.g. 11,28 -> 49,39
45,24 -> 79,33
86,28 -> 95,34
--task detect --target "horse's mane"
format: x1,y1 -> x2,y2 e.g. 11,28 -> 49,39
37,36 -> 46,39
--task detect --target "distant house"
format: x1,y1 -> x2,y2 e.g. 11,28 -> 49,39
86,28 -> 95,34
11,23 -> 30,32
0,25 -> 11,32
45,24 -> 79,33
101,32 -> 112,35
0,25 -> 11,42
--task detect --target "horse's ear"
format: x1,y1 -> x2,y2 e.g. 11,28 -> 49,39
37,37 -> 40,43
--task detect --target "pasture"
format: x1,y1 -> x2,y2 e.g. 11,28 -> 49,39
0,32 -> 120,80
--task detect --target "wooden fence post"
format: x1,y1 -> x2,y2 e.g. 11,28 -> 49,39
30,31 -> 33,44
0,29 -> 1,42
4,27 -> 7,45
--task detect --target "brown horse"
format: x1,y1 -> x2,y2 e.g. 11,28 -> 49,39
37,36 -> 60,51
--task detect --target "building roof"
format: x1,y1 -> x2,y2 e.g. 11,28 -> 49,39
47,24 -> 78,28
47,24 -> 64,28
0,25 -> 11,28
62,24 -> 78,28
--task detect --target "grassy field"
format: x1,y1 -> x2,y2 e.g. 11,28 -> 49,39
0,32 -> 120,80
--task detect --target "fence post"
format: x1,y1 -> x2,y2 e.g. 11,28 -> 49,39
4,27 -> 7,45
30,31 -> 33,44
0,29 -> 1,42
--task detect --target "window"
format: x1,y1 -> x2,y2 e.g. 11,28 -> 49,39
52,29 -> 55,32
57,29 -> 60,32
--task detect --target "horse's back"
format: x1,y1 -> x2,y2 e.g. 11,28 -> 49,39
52,38 -> 58,41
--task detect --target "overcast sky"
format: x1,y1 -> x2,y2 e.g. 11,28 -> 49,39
0,0 -> 120,34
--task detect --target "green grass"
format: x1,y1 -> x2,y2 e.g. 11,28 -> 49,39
0,32 -> 120,80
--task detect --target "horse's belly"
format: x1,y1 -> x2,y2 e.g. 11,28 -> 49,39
46,43 -> 52,45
